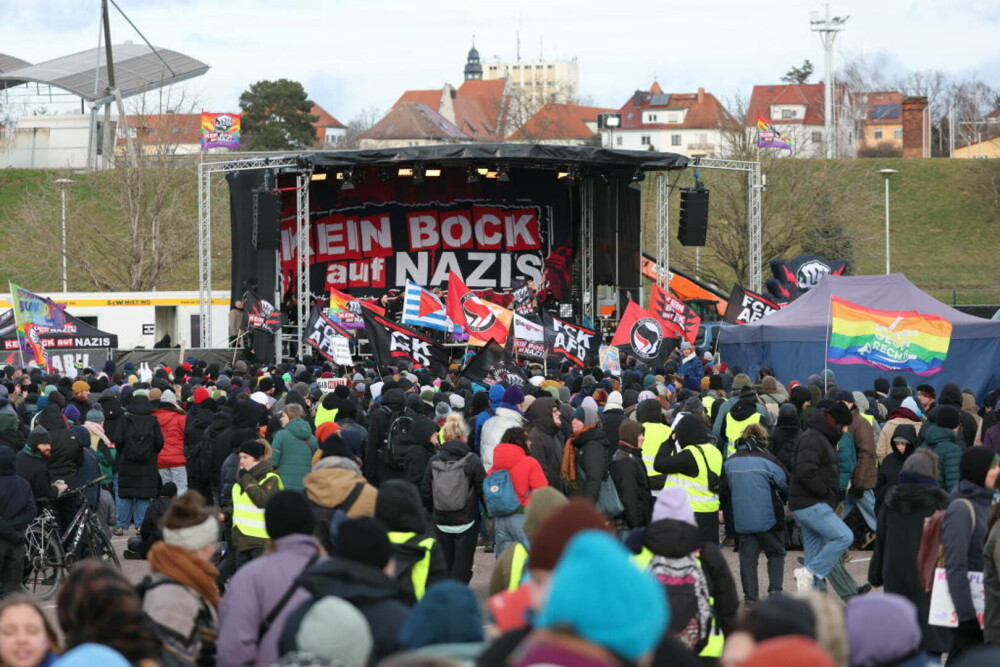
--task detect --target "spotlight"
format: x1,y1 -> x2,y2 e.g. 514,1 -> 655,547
557,166 -> 581,181
425,168 -> 441,178
628,169 -> 645,191
398,167 -> 414,177
466,166 -> 480,184
310,172 -> 327,182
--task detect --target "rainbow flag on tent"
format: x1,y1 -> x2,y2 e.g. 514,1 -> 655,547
826,297 -> 952,376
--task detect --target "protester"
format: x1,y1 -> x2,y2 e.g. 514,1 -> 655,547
655,413 -> 723,545
152,389 -> 188,495
920,405 -> 964,492
270,403 -> 317,490
302,456 -> 377,553
113,393 -> 164,534
0,446 -> 35,596
276,597 -> 372,667
0,595 -> 60,667
229,439 -> 283,570
480,386 -> 528,472
375,479 -> 448,603
564,402 -> 613,504
488,486 -> 568,596
123,482 -> 177,560
610,419 -> 653,535
524,397 -> 566,490
396,580 -> 485,663
15,426 -> 56,504
487,426 -> 549,558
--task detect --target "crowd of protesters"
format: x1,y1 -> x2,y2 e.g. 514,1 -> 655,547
1,348 -> 1000,667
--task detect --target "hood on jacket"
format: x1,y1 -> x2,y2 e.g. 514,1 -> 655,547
885,482 -> 949,515
888,407 -> 921,423
776,403 -> 801,429
127,395 -> 154,417
304,466 -> 368,508
374,479 -> 426,533
36,402 -> 68,431
440,440 -> 471,460
381,388 -> 406,412
888,385 -> 911,400
487,384 -> 506,409
806,409 -> 841,445
524,486 -> 569,542
938,382 -> 964,408
526,397 -> 560,435
923,424 -> 957,447
635,398 -> 663,424
406,417 -> 439,449
0,445 -> 15,473
729,397 -> 758,422
284,418 -> 313,441
891,423 -> 920,454
296,556 -> 403,606
231,399 -> 262,429
645,517 -> 701,558
399,581 -> 482,650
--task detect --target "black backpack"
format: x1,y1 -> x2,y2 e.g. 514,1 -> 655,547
378,407 -> 415,470
123,416 -> 156,463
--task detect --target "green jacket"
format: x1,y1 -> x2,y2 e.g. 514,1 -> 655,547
231,460 -> 282,552
837,432 -> 856,491
921,425 -> 962,492
271,418 -> 317,491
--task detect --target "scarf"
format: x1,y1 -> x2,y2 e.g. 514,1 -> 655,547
83,421 -> 111,446
148,542 -> 220,608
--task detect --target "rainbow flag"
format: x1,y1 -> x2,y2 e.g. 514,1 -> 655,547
826,297 -> 952,376
756,113 -> 793,153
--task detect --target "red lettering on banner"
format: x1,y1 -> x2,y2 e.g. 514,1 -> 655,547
504,211 -> 540,251
473,207 -> 504,250
359,216 -> 392,257
440,212 -> 474,249
408,212 -> 440,250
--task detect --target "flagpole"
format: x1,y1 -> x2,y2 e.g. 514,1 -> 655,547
8,282 -> 27,370
824,296 -> 833,389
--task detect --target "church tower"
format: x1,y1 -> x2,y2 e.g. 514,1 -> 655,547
464,39 -> 483,81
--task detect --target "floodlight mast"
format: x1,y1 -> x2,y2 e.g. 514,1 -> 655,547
810,5 -> 848,159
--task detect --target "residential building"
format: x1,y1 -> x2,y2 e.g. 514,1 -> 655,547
852,91 -> 904,155
115,112 -> 202,155
385,76 -> 510,145
311,104 -> 346,146
357,102 -> 471,149
602,82 -> 736,157
507,103 -> 613,145
480,51 -> 578,124
746,83 -> 828,157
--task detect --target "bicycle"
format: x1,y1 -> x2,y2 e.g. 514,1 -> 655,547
22,475 -> 121,599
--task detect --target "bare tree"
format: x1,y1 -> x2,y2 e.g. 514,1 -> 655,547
338,105 -> 382,149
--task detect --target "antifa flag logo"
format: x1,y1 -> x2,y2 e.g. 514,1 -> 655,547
461,293 -> 497,334
630,317 -> 663,360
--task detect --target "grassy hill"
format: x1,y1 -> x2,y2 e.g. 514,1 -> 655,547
1,158 -> 997,305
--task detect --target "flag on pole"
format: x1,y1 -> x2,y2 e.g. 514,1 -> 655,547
401,282 -> 452,332
8,283 -> 68,368
648,284 -> 701,344
826,297 -> 952,376
200,112 -> 241,150
611,300 -> 678,367
541,311 -> 598,368
446,271 -> 512,346
723,285 -> 781,324
756,114 -> 793,152
328,287 -> 384,330
243,290 -> 286,334
361,309 -> 450,376
460,340 -> 527,387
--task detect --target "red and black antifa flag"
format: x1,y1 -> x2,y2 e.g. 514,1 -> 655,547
649,284 -> 701,345
611,300 -> 678,367
303,307 -> 352,362
541,311 -> 598,368
723,285 -> 780,324
361,309 -> 449,377
461,340 -> 527,387
244,290 -> 286,334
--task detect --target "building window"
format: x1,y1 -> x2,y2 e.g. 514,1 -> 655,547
647,114 -> 657,123
616,136 -> 623,146
671,134 -> 681,146
894,128 -> 903,139
811,131 -> 822,143
781,109 -> 796,119
874,128 -> 883,140
641,135 -> 651,145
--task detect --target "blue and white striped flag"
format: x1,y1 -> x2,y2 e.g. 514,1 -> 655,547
401,281 -> 452,332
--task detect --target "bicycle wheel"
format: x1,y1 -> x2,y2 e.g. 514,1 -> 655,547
86,523 -> 121,568
22,521 -> 64,600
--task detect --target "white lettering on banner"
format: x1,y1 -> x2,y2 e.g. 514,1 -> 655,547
390,330 -> 433,366
440,213 -> 473,248
317,377 -> 349,393
476,213 -> 503,248
408,213 -> 439,250
552,319 -> 591,360
51,353 -> 90,374
397,252 -> 542,291
737,294 -> 777,323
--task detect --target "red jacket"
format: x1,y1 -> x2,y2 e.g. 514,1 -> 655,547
153,408 -> 187,469
489,443 -> 548,506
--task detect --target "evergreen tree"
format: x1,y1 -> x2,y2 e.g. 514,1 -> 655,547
239,79 -> 318,150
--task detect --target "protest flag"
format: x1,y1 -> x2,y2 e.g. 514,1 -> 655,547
361,309 -> 449,377
610,300 -> 678,367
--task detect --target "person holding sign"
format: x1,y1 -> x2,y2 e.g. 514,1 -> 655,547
941,447 -> 1000,659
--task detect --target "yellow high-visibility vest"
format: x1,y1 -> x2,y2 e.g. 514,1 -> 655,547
508,542 -> 529,592
314,404 -> 338,427
232,472 -> 283,539
388,531 -> 437,601
861,413 -> 874,426
725,412 -> 762,447
641,422 -> 673,477
662,443 -> 722,513
631,547 -> 725,658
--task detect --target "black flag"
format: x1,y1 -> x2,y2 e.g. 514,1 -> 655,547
723,285 -> 780,324
361,309 -> 449,377
244,290 -> 286,334
461,340 -> 527,387
303,307 -> 352,362
542,311 -> 598,368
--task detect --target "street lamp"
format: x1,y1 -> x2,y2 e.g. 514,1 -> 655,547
879,169 -> 898,274
53,178 -> 75,292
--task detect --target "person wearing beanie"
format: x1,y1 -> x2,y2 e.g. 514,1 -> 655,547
68,380 -> 91,424
286,597 -> 372,666
788,405 -> 856,595
16,425 -> 56,503
633,397 -> 672,491
564,397 -> 614,505
916,383 -> 937,416
919,404 -> 963,491
279,517 -> 410,663
218,490 -> 325,667
229,438 -> 282,571
610,419 -> 653,533
375,479 -> 448,604
601,390 -> 626,446
846,594 -> 928,667
397,580 -> 484,660
479,385 -> 528,473
868,447 -> 952,654
678,341 -> 705,393
942,447 -> 1000,658
112,393 -> 163,535
633,488 -> 738,659
0,445 -> 34,596
142,491 -> 220,665
518,531 -> 668,666
653,414 -> 723,545
722,594 -> 817,666
720,386 -> 767,456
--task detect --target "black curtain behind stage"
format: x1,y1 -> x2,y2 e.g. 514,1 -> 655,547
592,174 -> 641,316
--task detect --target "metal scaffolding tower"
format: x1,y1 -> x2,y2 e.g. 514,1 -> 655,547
579,179 -> 594,324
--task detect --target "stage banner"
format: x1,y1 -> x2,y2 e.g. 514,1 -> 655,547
461,340 -> 527,387
401,281 -> 452,332
244,290 -> 286,334
447,271 -> 512,346
361,309 -> 449,377
512,314 -> 546,361
201,112 -> 241,150
649,284 -> 700,345
542,311 -> 598,369
723,285 -> 781,325
276,169 -> 575,301
304,307 -> 353,362
611,300 -> 678,367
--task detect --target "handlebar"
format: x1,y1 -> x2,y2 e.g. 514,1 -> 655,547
58,476 -> 107,496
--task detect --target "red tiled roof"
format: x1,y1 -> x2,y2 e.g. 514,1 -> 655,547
389,79 -> 509,141
393,89 -> 442,111
360,102 -> 470,141
614,85 -> 736,131
311,104 -> 345,129
746,83 -> 826,126
987,108 -> 1000,120
116,113 -> 202,146
508,103 -> 615,140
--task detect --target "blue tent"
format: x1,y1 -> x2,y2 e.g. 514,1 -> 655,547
718,274 -> 1000,400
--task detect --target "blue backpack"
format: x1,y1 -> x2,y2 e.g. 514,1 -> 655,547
483,469 -> 524,517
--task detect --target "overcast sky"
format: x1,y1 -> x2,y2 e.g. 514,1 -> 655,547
2,0 -> 999,122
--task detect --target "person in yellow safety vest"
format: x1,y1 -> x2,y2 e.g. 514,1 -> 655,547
631,487 -> 738,659
723,388 -> 765,458
488,486 -> 569,596
232,439 -> 284,570
375,479 -> 448,604
655,414 -> 724,545
636,398 -> 672,491
313,390 -> 343,428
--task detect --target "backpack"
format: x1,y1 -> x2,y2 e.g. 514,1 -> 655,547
692,445 -> 721,495
918,497 -> 975,591
327,481 -> 366,547
431,455 -> 472,512
123,416 -> 156,463
483,469 -> 524,517
186,429 -> 216,485
378,408 -> 415,470
648,550 -> 714,652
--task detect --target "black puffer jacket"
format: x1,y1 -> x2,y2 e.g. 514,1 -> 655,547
419,440 -> 485,526
610,444 -> 652,529
403,416 -> 439,490
788,410 -> 840,511
876,423 -> 918,509
770,403 -> 802,474
364,389 -> 407,486
114,396 -> 164,499
37,402 -> 83,482
601,407 -> 626,445
570,425 -> 613,503
526,397 -> 565,490
213,400 -> 260,476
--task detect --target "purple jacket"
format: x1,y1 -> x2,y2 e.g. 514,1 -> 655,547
217,534 -> 325,667
984,423 -> 1000,455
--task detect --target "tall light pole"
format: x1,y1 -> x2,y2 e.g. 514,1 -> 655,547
53,178 -> 75,292
811,6 -> 848,158
879,169 -> 897,274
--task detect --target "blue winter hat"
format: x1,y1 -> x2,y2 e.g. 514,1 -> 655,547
535,530 -> 668,661
55,644 -> 131,667
399,580 -> 483,649
488,384 -> 506,404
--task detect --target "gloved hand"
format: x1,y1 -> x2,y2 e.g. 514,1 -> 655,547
52,480 -> 68,497
848,485 -> 866,500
